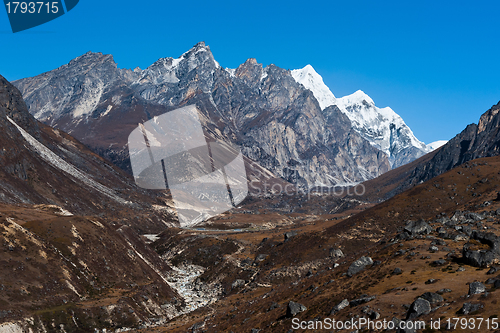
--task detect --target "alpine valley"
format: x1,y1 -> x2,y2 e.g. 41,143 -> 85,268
1,43 -> 500,333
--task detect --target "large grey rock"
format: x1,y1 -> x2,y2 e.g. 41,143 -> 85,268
392,267 -> 403,275
349,295 -> 376,307
347,256 -> 373,277
231,279 -> 245,289
466,212 -> 484,221
255,254 -> 269,262
404,219 -> 433,236
286,301 -> 307,317
284,231 -> 298,241
462,231 -> 500,267
329,248 -> 344,259
406,298 -> 431,320
458,302 -> 483,315
420,292 -> 443,304
329,299 -> 349,315
468,282 -> 486,295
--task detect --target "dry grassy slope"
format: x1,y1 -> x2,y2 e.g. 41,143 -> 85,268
358,147 -> 441,203
326,156 -> 500,244
0,204 -> 180,331
140,156 -> 500,332
1,74 -> 176,233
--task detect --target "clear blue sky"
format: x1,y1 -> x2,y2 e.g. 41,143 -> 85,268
1,0 -> 499,144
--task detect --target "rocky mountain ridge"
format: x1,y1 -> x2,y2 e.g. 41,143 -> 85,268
14,42 -> 391,188
402,100 -> 500,186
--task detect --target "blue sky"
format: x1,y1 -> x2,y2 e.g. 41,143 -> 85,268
1,0 -> 499,144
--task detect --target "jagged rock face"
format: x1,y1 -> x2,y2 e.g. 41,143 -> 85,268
14,42 -> 390,188
0,76 -> 40,138
400,101 -> 500,187
15,52 -> 139,122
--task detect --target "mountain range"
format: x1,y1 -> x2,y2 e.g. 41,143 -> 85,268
13,42 -> 445,189
2,42 -> 500,332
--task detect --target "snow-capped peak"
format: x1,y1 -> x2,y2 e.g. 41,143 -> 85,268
335,90 -> 374,110
291,65 -> 336,109
290,65 -> 442,167
336,91 -> 427,160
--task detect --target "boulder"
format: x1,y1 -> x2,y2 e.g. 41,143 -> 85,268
431,259 -> 447,266
284,231 -> 298,241
347,256 -> 373,277
468,282 -> 486,295
404,219 -> 433,236
231,279 -> 245,289
286,301 -> 307,317
369,311 -> 380,320
406,298 -> 431,320
458,302 -> 483,315
392,267 -> 403,275
329,299 -> 349,315
466,212 -> 484,221
437,288 -> 452,294
255,254 -> 269,262
268,302 -> 280,312
420,292 -> 443,304
350,295 -> 376,307
462,231 -> 500,267
487,266 -> 499,275
329,248 -> 344,259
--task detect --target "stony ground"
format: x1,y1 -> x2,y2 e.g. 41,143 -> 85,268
130,157 -> 500,332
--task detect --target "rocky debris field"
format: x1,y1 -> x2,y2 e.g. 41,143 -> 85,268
126,157 -> 500,332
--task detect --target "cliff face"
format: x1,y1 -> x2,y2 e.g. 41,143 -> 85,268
374,100 -> 500,196
14,42 -> 390,188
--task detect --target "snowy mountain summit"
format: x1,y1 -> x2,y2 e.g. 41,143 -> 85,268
291,65 -> 336,109
291,65 -> 447,168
